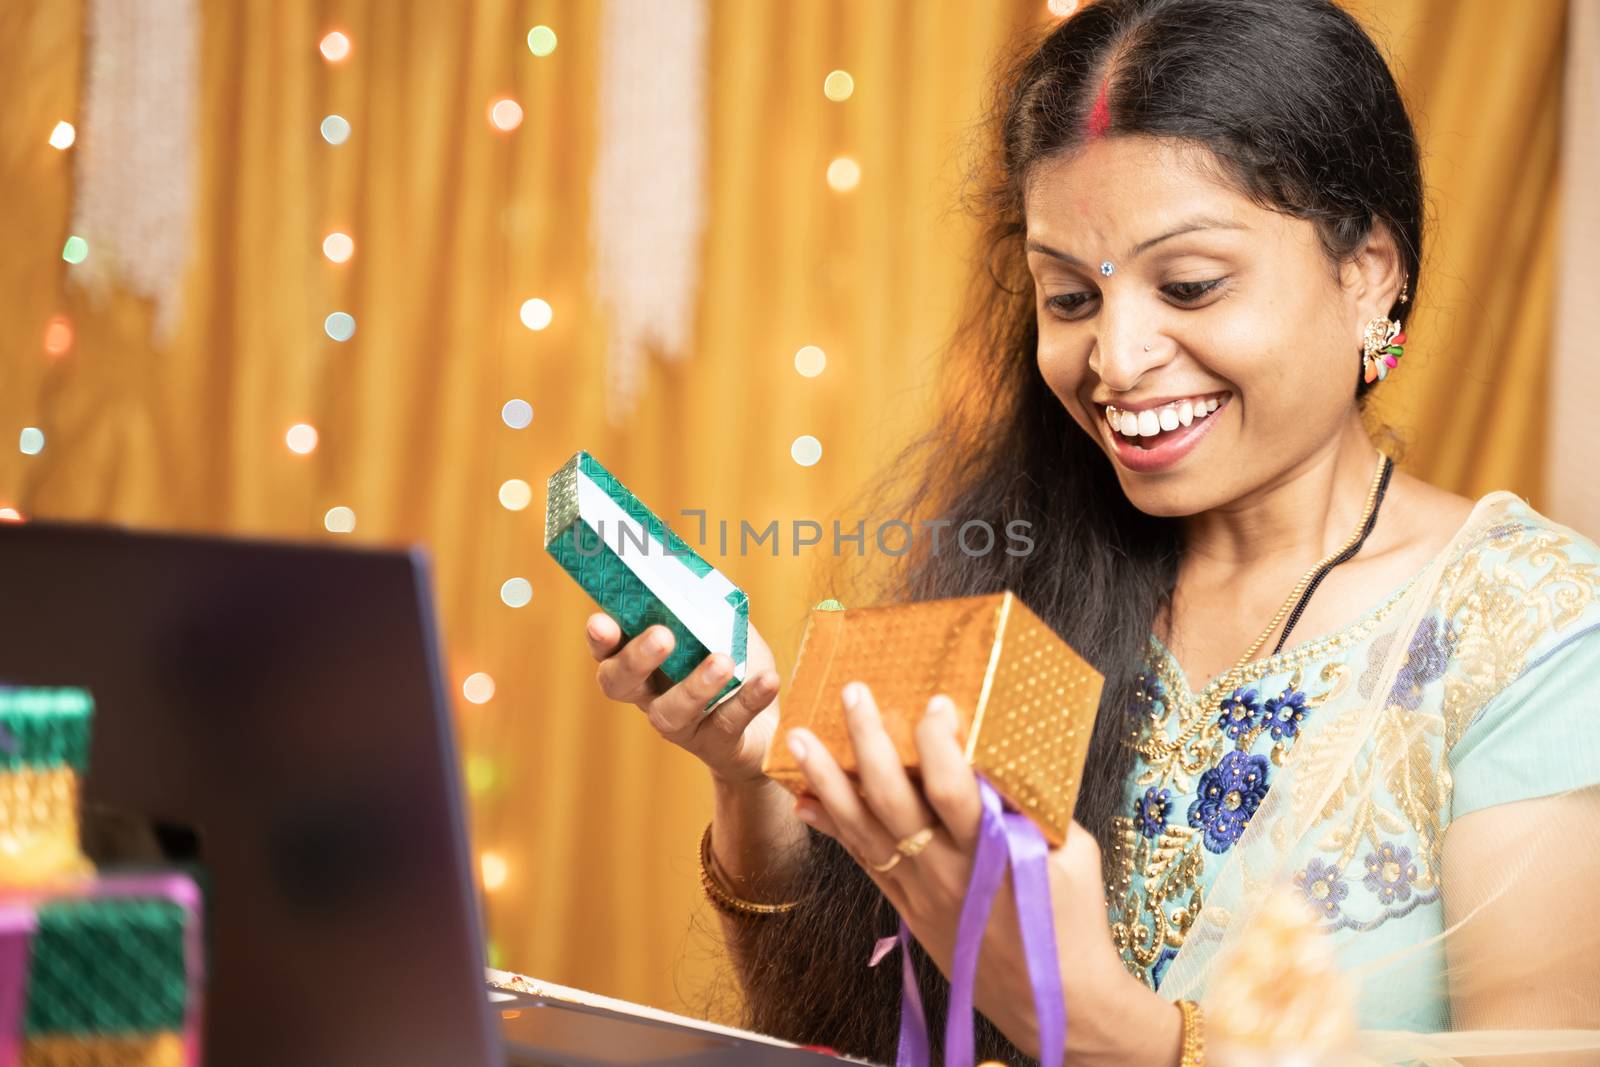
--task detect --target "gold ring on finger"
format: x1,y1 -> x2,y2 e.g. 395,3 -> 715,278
895,827 -> 936,859
868,850 -> 903,874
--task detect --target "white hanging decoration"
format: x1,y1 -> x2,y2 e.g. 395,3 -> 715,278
590,0 -> 709,423
68,0 -> 199,342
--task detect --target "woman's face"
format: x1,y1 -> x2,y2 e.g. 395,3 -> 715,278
1025,135 -> 1380,518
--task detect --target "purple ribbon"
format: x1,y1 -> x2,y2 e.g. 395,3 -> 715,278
870,776 -> 1067,1067
1,905 -> 38,1067
871,920 -> 929,1067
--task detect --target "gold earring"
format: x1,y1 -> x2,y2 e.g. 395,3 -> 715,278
1362,281 -> 1410,385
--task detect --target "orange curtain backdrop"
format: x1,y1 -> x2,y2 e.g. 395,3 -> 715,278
0,0 -> 1564,1014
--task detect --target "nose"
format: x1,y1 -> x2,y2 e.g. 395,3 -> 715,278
1088,301 -> 1170,392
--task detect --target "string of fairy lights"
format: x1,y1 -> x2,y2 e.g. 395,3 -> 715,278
302,24 -> 565,932
1,124 -> 79,522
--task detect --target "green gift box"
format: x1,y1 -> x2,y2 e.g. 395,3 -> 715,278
2,873 -> 203,1064
0,687 -> 93,776
1,686 -> 96,889
545,451 -> 748,712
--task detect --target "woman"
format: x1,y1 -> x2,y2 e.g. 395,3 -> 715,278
586,0 -> 1600,1063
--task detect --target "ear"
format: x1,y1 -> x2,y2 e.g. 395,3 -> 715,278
1340,221 -> 1407,332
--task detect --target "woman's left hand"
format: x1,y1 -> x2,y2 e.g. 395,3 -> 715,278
784,681 -> 1182,1065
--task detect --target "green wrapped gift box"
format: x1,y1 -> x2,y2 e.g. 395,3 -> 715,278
1,686 -> 96,888
2,873 -> 203,1065
545,451 -> 749,712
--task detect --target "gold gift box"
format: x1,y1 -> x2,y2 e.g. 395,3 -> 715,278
762,591 -> 1104,846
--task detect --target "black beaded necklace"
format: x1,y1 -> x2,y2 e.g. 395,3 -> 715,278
1268,454 -> 1396,656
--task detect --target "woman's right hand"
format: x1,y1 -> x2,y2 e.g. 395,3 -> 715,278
585,614 -> 784,786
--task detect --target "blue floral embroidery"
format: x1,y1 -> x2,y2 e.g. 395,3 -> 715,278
1363,841 -> 1418,904
1151,947 -> 1178,991
1260,685 -> 1309,741
1215,687 -> 1260,740
1135,787 -> 1172,839
1187,751 -> 1270,853
1294,857 -> 1349,919
1389,614 -> 1455,710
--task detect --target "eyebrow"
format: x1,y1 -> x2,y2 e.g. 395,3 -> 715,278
1024,216 -> 1245,266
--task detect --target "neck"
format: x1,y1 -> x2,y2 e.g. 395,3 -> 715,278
1181,415 -> 1381,572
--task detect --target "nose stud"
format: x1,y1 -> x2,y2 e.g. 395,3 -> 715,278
1099,260 -> 1115,277
1143,344 -> 1152,352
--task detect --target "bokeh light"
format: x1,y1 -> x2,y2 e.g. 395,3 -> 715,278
319,31 -> 351,63
285,423 -> 319,455
463,672 -> 496,704
324,311 -> 356,341
823,70 -> 855,102
18,428 -> 45,456
1046,0 -> 1079,15
0,507 -> 22,523
794,345 -> 826,377
527,25 -> 558,56
49,121 -> 76,150
480,851 -> 508,892
500,577 -> 533,608
61,236 -> 89,264
489,98 -> 524,131
826,156 -> 861,192
501,399 -> 533,429
791,434 -> 823,467
519,298 -> 553,331
43,316 -> 73,357
324,506 -> 356,533
322,232 -> 354,263
466,756 -> 498,795
498,479 -> 533,511
320,114 -> 352,145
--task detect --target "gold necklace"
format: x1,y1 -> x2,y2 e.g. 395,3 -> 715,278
1137,451 -> 1392,757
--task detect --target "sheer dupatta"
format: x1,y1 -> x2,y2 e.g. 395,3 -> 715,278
1156,492 -> 1600,1065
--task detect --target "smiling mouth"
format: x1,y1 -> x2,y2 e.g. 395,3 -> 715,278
1103,393 -> 1227,448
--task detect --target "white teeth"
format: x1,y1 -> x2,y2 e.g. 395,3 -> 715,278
1105,394 -> 1225,438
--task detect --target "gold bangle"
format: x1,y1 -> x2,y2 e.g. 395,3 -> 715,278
1177,999 -> 1206,1067
698,823 -> 800,918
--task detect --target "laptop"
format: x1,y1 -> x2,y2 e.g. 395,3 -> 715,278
0,521 -> 851,1066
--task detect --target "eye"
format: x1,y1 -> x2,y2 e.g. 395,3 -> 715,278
1044,291 -> 1098,319
1161,278 -> 1226,305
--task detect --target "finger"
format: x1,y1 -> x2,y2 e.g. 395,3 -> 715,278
792,795 -> 842,840
915,694 -> 982,851
785,727 -> 900,870
584,613 -> 623,661
703,668 -> 780,742
842,682 -> 936,839
642,650 -> 744,744
594,625 -> 675,705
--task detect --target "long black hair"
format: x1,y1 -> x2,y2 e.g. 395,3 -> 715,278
723,2 -> 1424,1062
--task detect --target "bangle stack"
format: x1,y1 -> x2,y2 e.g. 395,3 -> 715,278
1177,999 -> 1206,1066
698,823 -> 799,918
